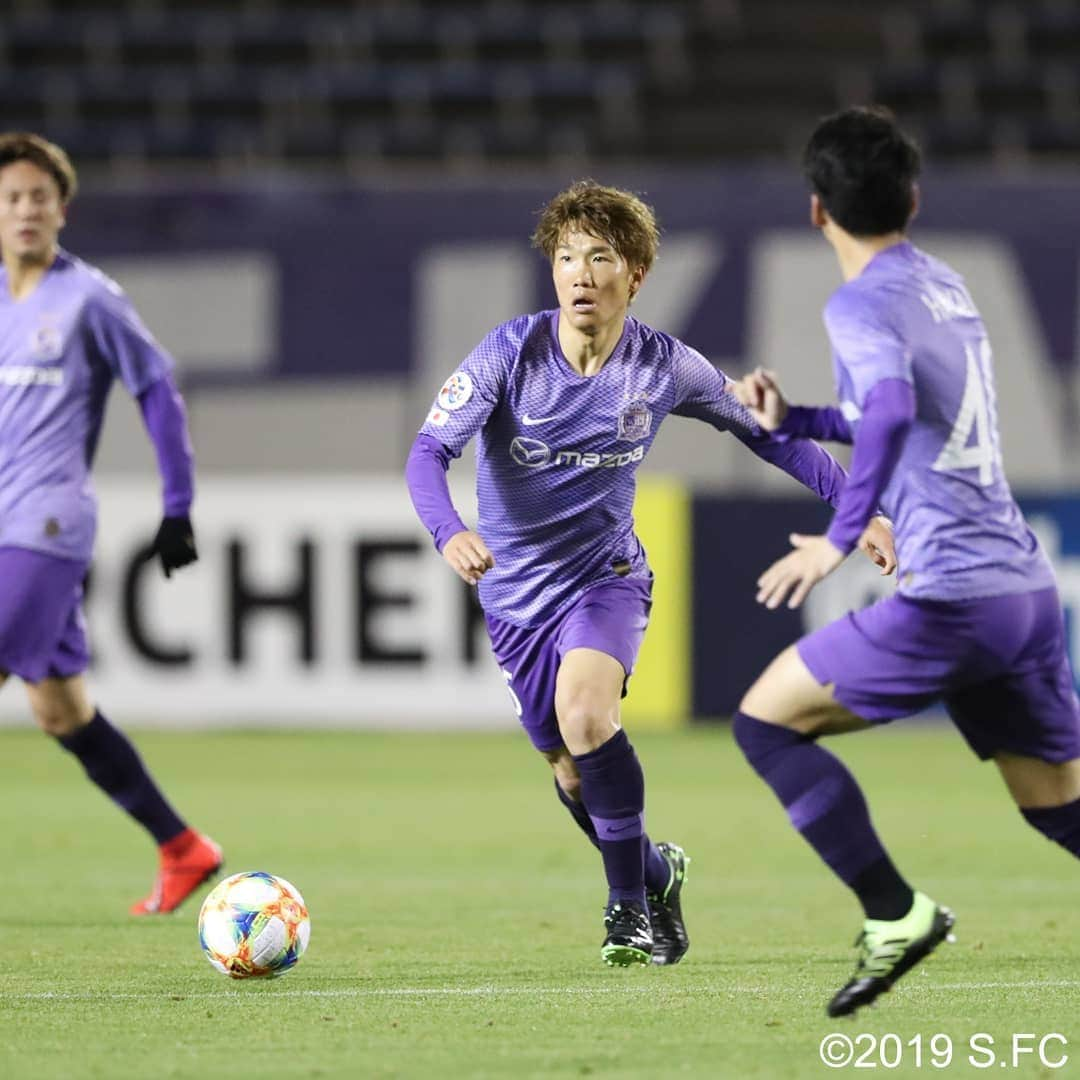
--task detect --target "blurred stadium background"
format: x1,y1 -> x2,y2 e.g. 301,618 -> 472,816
2,0 -> 1078,730
6,6 -> 1080,1078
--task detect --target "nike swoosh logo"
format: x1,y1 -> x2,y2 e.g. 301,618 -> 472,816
522,413 -> 558,426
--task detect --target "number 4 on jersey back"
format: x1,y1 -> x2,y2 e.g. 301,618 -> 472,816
931,337 -> 1001,486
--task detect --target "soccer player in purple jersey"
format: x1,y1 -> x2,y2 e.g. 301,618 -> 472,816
406,180 -> 895,966
730,107 -> 1080,1016
0,133 -> 222,914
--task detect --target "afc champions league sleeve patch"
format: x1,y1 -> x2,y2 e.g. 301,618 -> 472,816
437,371 -> 474,411
617,396 -> 652,441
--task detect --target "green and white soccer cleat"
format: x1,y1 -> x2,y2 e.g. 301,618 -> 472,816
827,891 -> 956,1017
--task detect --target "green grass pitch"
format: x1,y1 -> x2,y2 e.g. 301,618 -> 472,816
2,724 -> 1078,1079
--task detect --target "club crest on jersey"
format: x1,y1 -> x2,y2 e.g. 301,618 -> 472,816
437,371 -> 473,411
29,325 -> 63,362
617,396 -> 652,442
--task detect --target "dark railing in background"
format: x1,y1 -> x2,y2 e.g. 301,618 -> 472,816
7,1 -> 1080,176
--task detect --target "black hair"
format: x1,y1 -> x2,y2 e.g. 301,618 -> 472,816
802,106 -> 920,236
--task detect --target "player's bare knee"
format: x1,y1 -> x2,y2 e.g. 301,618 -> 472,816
32,702 -> 86,737
556,706 -> 593,748
27,678 -> 94,737
739,677 -> 801,728
739,645 -> 856,736
556,698 -> 615,753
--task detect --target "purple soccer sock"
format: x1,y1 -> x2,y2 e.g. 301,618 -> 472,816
57,710 -> 187,845
1022,796 -> 1080,858
554,778 -> 671,895
733,711 -> 912,919
572,729 -> 647,907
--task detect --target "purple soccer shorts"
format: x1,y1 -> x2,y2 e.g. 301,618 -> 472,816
798,586 -> 1080,763
0,547 -> 91,683
484,577 -> 652,751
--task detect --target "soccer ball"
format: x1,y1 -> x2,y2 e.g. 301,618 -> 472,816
197,871 -> 310,979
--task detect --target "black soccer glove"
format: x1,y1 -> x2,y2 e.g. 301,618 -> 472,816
150,514 -> 198,578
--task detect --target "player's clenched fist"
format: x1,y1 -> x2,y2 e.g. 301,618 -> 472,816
443,530 -> 495,585
729,367 -> 789,432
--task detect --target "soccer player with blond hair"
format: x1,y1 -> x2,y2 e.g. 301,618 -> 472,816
407,179 -> 894,966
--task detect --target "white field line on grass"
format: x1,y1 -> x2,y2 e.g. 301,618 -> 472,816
5,981 -> 1080,1002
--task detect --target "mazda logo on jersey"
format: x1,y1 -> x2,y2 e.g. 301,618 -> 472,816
508,437 -> 645,470
509,436 -> 551,467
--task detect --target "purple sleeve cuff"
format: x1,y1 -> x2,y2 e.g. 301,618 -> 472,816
137,374 -> 194,516
777,405 -> 854,444
405,433 -> 468,553
825,378 -> 915,554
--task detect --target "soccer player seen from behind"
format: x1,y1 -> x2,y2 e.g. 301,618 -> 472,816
406,180 -> 896,966
730,107 -> 1080,1016
0,133 -> 222,914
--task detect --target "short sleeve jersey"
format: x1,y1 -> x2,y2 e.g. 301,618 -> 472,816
824,242 -> 1054,600
0,249 -> 173,561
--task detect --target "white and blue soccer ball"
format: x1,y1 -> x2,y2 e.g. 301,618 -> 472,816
198,871 -> 310,979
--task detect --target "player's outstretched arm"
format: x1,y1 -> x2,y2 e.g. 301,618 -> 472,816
137,374 -> 198,578
732,405 -> 899,573
754,379 -> 913,609
730,368 -> 855,444
675,348 -> 893,570
721,366 -> 897,574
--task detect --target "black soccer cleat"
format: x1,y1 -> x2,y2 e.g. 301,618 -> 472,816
601,899 -> 653,967
827,892 -> 956,1017
647,841 -> 691,966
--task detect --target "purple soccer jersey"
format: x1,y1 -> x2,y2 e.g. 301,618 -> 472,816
823,241 -> 1055,601
0,249 -> 175,561
790,241 -> 1079,755
417,310 -> 846,626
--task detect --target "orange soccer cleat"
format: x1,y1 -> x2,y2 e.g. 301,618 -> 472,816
130,829 -> 223,915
